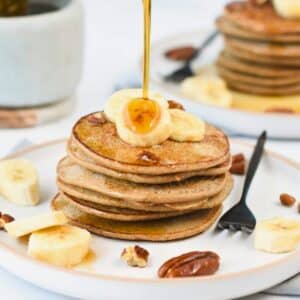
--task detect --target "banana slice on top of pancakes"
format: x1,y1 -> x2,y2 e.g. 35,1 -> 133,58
104,88 -> 206,146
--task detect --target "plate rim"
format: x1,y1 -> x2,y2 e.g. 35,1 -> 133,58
1,138 -> 299,284
150,29 -> 300,120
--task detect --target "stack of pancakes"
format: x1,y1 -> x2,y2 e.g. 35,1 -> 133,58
216,1 -> 300,97
53,112 -> 233,241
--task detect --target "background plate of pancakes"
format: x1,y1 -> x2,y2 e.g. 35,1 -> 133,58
0,138 -> 299,300
150,2 -> 300,139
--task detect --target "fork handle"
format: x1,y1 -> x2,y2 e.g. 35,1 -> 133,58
240,131 -> 267,204
188,30 -> 219,64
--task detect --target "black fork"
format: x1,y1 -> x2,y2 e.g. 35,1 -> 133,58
217,131 -> 267,234
164,30 -> 219,83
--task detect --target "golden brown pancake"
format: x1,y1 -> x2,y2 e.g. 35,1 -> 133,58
57,157 -> 228,204
226,38 -> 300,58
228,81 -> 300,96
216,16 -> 300,43
72,112 -> 230,175
67,139 -> 231,184
225,46 -> 300,67
217,51 -> 300,78
57,174 -> 233,212
61,193 -> 190,222
52,194 -> 223,241
225,1 -> 300,35
217,65 -> 300,87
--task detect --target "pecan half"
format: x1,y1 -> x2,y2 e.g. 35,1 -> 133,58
138,150 -> 159,165
121,245 -> 149,268
158,251 -> 220,278
230,153 -> 246,175
87,113 -> 107,125
0,213 -> 15,230
168,100 -> 185,111
165,46 -> 196,61
280,193 -> 296,207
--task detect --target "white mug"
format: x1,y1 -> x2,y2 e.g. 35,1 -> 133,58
0,0 -> 84,107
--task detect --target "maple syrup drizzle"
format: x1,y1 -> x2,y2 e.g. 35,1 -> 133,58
142,0 -> 151,100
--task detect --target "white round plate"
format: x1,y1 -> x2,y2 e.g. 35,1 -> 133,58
0,139 -> 299,300
150,30 -> 300,139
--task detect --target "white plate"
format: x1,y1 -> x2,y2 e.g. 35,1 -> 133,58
150,30 -> 300,139
0,139 -> 299,300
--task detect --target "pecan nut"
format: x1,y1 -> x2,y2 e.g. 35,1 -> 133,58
121,245 -> 149,268
168,100 -> 185,111
158,251 -> 220,278
165,46 -> 196,61
280,193 -> 296,207
87,112 -> 107,125
230,153 -> 246,175
0,212 -> 15,230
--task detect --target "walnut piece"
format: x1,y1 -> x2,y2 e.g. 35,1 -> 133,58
121,245 -> 149,268
0,212 -> 15,230
158,251 -> 220,278
280,193 -> 296,207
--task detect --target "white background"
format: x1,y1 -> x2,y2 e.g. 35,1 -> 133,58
0,0 -> 298,299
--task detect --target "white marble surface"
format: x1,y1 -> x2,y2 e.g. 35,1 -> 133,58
0,0 -> 299,299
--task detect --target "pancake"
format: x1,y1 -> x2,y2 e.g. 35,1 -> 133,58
217,51 -> 300,78
61,193 -> 190,222
225,46 -> 300,67
72,112 -> 230,175
52,194 -> 223,241
216,16 -> 300,43
227,81 -> 300,96
57,174 -> 233,212
67,139 -> 232,184
217,65 -> 300,87
224,1 -> 300,35
57,157 -> 228,203
226,38 -> 300,58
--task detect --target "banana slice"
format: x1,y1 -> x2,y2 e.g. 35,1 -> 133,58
181,76 -> 233,108
0,159 -> 40,206
254,217 -> 300,253
5,211 -> 67,238
104,89 -> 167,123
115,94 -> 172,147
169,109 -> 205,142
28,225 -> 91,268
273,0 -> 300,19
